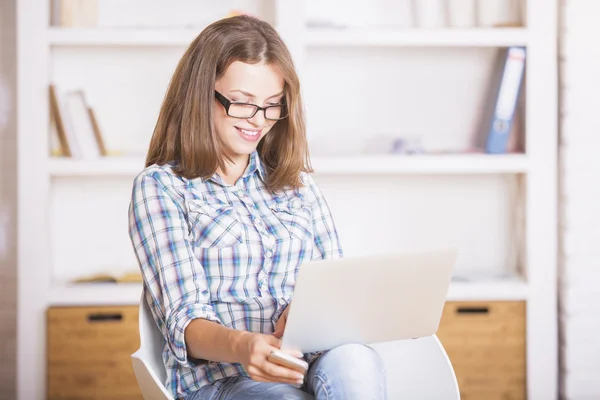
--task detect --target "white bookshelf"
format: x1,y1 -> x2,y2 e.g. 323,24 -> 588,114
17,0 -> 558,399
48,154 -> 529,177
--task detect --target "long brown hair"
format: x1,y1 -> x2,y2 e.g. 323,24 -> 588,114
145,15 -> 312,192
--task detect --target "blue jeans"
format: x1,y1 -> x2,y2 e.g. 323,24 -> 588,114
187,344 -> 387,399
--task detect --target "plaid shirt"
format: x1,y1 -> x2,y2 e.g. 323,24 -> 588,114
128,151 -> 343,398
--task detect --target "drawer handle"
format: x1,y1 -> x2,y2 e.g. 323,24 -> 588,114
456,306 -> 489,314
87,313 -> 123,322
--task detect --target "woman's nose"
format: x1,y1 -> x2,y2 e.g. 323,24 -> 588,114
247,108 -> 266,126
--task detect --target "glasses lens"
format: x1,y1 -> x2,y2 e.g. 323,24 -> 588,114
228,104 -> 258,118
265,106 -> 287,120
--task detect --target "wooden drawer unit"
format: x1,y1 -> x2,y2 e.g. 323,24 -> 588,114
47,305 -> 142,400
437,301 -> 526,400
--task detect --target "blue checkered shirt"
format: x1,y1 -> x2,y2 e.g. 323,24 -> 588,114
128,151 -> 343,397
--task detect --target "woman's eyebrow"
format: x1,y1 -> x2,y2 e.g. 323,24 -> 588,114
229,89 -> 284,100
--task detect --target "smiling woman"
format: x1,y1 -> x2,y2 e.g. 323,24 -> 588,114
128,15 -> 386,400
144,15 -> 309,192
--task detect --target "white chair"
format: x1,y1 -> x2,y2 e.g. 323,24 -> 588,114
371,338 -> 461,399
132,297 -> 460,400
131,296 -> 175,400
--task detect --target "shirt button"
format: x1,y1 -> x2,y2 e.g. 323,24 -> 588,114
265,250 -> 273,259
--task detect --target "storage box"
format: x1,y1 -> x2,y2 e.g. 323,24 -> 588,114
47,305 -> 142,399
437,301 -> 526,400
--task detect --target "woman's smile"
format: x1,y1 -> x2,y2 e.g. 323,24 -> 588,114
235,126 -> 263,142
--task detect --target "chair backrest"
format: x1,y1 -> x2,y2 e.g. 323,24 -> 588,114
131,295 -> 175,400
372,335 -> 461,399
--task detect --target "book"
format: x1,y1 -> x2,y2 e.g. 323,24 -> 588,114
49,84 -> 108,158
49,84 -> 77,157
72,271 -> 143,284
64,90 -> 102,158
51,0 -> 98,27
477,47 -> 527,154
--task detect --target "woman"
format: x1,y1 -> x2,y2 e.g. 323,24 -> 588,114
128,15 -> 387,400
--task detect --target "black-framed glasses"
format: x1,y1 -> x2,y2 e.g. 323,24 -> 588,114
214,90 -> 288,121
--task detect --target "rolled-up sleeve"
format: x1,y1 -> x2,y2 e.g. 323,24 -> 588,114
128,171 -> 222,367
302,173 -> 344,261
271,298 -> 291,325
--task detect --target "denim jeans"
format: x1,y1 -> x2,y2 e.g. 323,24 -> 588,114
187,344 -> 388,399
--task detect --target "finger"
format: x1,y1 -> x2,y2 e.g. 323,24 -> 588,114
246,365 -> 276,383
262,360 -> 306,381
263,335 -> 282,348
254,371 -> 304,385
248,365 -> 303,385
272,325 -> 284,338
273,346 -> 304,358
265,341 -> 303,359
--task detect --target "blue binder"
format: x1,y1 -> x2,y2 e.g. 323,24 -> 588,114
480,47 -> 526,154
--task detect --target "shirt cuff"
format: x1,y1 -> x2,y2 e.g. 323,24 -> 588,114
165,302 -> 222,367
271,298 -> 291,325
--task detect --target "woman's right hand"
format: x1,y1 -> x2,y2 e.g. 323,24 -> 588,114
235,332 -> 306,385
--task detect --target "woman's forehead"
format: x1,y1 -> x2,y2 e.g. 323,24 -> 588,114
218,61 -> 284,96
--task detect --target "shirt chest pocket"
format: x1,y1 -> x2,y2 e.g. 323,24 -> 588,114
187,201 -> 243,248
269,201 -> 313,241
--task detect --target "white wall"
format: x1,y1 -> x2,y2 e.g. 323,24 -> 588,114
0,0 -> 17,396
559,0 -> 600,398
48,1 -> 525,284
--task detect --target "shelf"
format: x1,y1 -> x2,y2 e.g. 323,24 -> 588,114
49,283 -> 143,306
447,278 -> 528,301
306,28 -> 529,48
49,157 -> 146,177
311,154 -> 528,175
47,27 -> 529,48
48,154 -> 528,177
47,27 -> 203,46
47,279 -> 526,306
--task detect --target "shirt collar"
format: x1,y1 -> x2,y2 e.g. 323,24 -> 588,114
205,150 -> 266,186
243,150 -> 267,182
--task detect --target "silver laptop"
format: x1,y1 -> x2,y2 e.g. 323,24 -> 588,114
281,249 -> 457,353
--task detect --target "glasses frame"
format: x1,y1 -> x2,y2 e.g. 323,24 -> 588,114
214,90 -> 288,121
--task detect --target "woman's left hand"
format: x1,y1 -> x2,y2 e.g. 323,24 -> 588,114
273,304 -> 291,338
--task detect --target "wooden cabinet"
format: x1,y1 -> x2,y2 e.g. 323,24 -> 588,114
47,301 -> 526,400
47,306 -> 142,400
437,301 -> 527,400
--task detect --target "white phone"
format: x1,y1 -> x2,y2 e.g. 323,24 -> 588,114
268,350 -> 309,374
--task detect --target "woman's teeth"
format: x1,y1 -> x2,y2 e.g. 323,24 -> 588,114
238,128 -> 259,136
